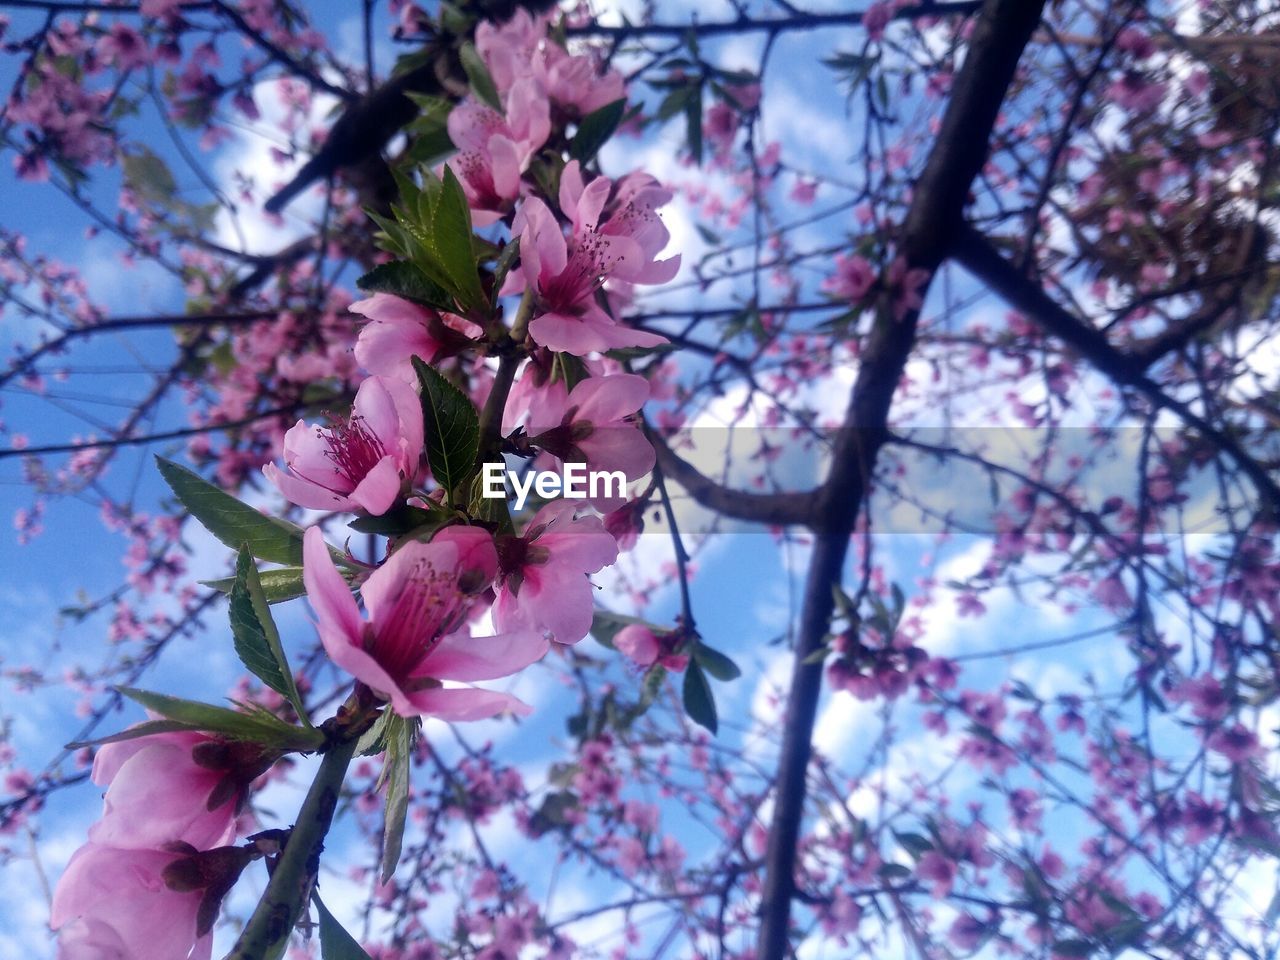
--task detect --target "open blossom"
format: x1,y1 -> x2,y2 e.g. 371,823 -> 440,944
350,293 -> 481,381
447,79 -> 550,225
475,8 -> 625,115
822,252 -> 876,302
304,526 -> 546,719
52,846 -> 212,960
493,500 -> 619,644
264,375 -> 423,516
505,162 -> 678,355
522,373 -> 654,486
88,730 -> 250,851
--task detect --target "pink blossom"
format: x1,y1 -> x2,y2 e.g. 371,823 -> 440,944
885,256 -> 930,321
351,293 -> 480,381
51,845 -> 211,960
264,375 -> 423,515
1206,722 -> 1261,763
446,80 -> 550,225
88,730 -> 243,852
493,500 -> 619,644
303,526 -> 545,719
506,162 -> 678,355
863,2 -> 893,40
916,850 -> 957,897
615,624 -> 660,666
822,253 -> 876,303
523,373 -> 655,489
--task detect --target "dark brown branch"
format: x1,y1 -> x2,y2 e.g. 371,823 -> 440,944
755,1 -> 1048,957
951,222 -> 1280,513
648,426 -> 816,527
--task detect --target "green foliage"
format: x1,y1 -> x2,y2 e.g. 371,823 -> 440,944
413,357 -> 480,500
228,547 -> 310,725
314,894 -> 374,960
570,98 -> 627,164
682,660 -> 718,733
378,714 -> 418,883
113,687 -> 324,752
356,261 -> 455,313
201,567 -> 306,604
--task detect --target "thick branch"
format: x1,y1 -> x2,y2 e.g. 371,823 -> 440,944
648,427 -> 816,527
951,222 -> 1280,513
755,1 -> 1048,957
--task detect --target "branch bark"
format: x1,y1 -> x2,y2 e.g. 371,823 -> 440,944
754,1 -> 1048,956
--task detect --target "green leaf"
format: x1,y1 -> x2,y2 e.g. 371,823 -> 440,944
356,261 -> 455,313
392,168 -> 486,314
459,41 -> 502,112
116,687 -> 323,752
380,714 -> 414,883
229,548 -> 310,726
122,145 -> 177,205
67,718 -> 203,750
413,357 -> 480,497
314,894 -> 374,960
156,457 -> 309,567
693,643 -> 741,681
354,708 -> 393,757
682,661 -> 717,734
893,830 -> 934,858
201,567 -> 306,604
570,98 -> 627,164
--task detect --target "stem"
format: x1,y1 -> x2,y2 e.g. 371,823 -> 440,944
477,289 -> 535,460
223,736 -> 359,960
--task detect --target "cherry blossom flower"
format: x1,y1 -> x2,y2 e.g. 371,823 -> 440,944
303,526 -> 545,719
505,162 -> 678,355
351,293 -> 481,382
264,375 -> 423,516
523,373 -> 655,490
88,730 -> 249,852
446,79 -> 550,225
493,500 -> 619,644
52,845 -> 212,960
615,624 -> 689,672
822,253 -> 876,302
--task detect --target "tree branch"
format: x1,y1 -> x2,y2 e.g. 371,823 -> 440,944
754,1 -> 1048,956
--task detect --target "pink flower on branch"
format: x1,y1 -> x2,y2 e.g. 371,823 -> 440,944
52,845 -> 213,960
505,162 -> 678,355
446,79 -> 550,225
493,500 -> 619,644
264,375 -> 423,516
303,526 -> 545,720
350,293 -> 481,382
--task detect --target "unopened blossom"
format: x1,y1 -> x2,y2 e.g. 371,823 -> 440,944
614,624 -> 688,672
446,79 -> 550,225
350,293 -> 481,381
493,500 -> 619,644
52,845 -> 211,960
304,526 -> 545,719
264,375 -> 423,516
505,162 -> 678,355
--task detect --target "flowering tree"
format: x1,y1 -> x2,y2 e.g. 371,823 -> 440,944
3,1 -> 1280,959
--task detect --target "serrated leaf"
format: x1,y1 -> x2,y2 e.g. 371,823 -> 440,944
314,893 -> 374,960
157,458 -> 311,567
413,357 -> 480,498
229,548 -> 310,726
356,261 -> 455,312
459,41 -> 502,112
570,98 -> 626,164
380,715 -> 413,883
395,169 -> 486,314
354,709 -> 393,757
116,687 -> 323,752
682,660 -> 717,734
67,718 -> 201,750
201,567 -> 306,604
693,643 -> 741,681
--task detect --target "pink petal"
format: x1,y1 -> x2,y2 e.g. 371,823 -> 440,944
432,525 -> 499,585
569,373 -> 650,425
348,455 -> 404,516
424,628 -> 548,681
303,527 -> 364,645
264,462 -> 355,511
359,538 -> 458,625
403,686 -> 533,721
580,426 -> 656,477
